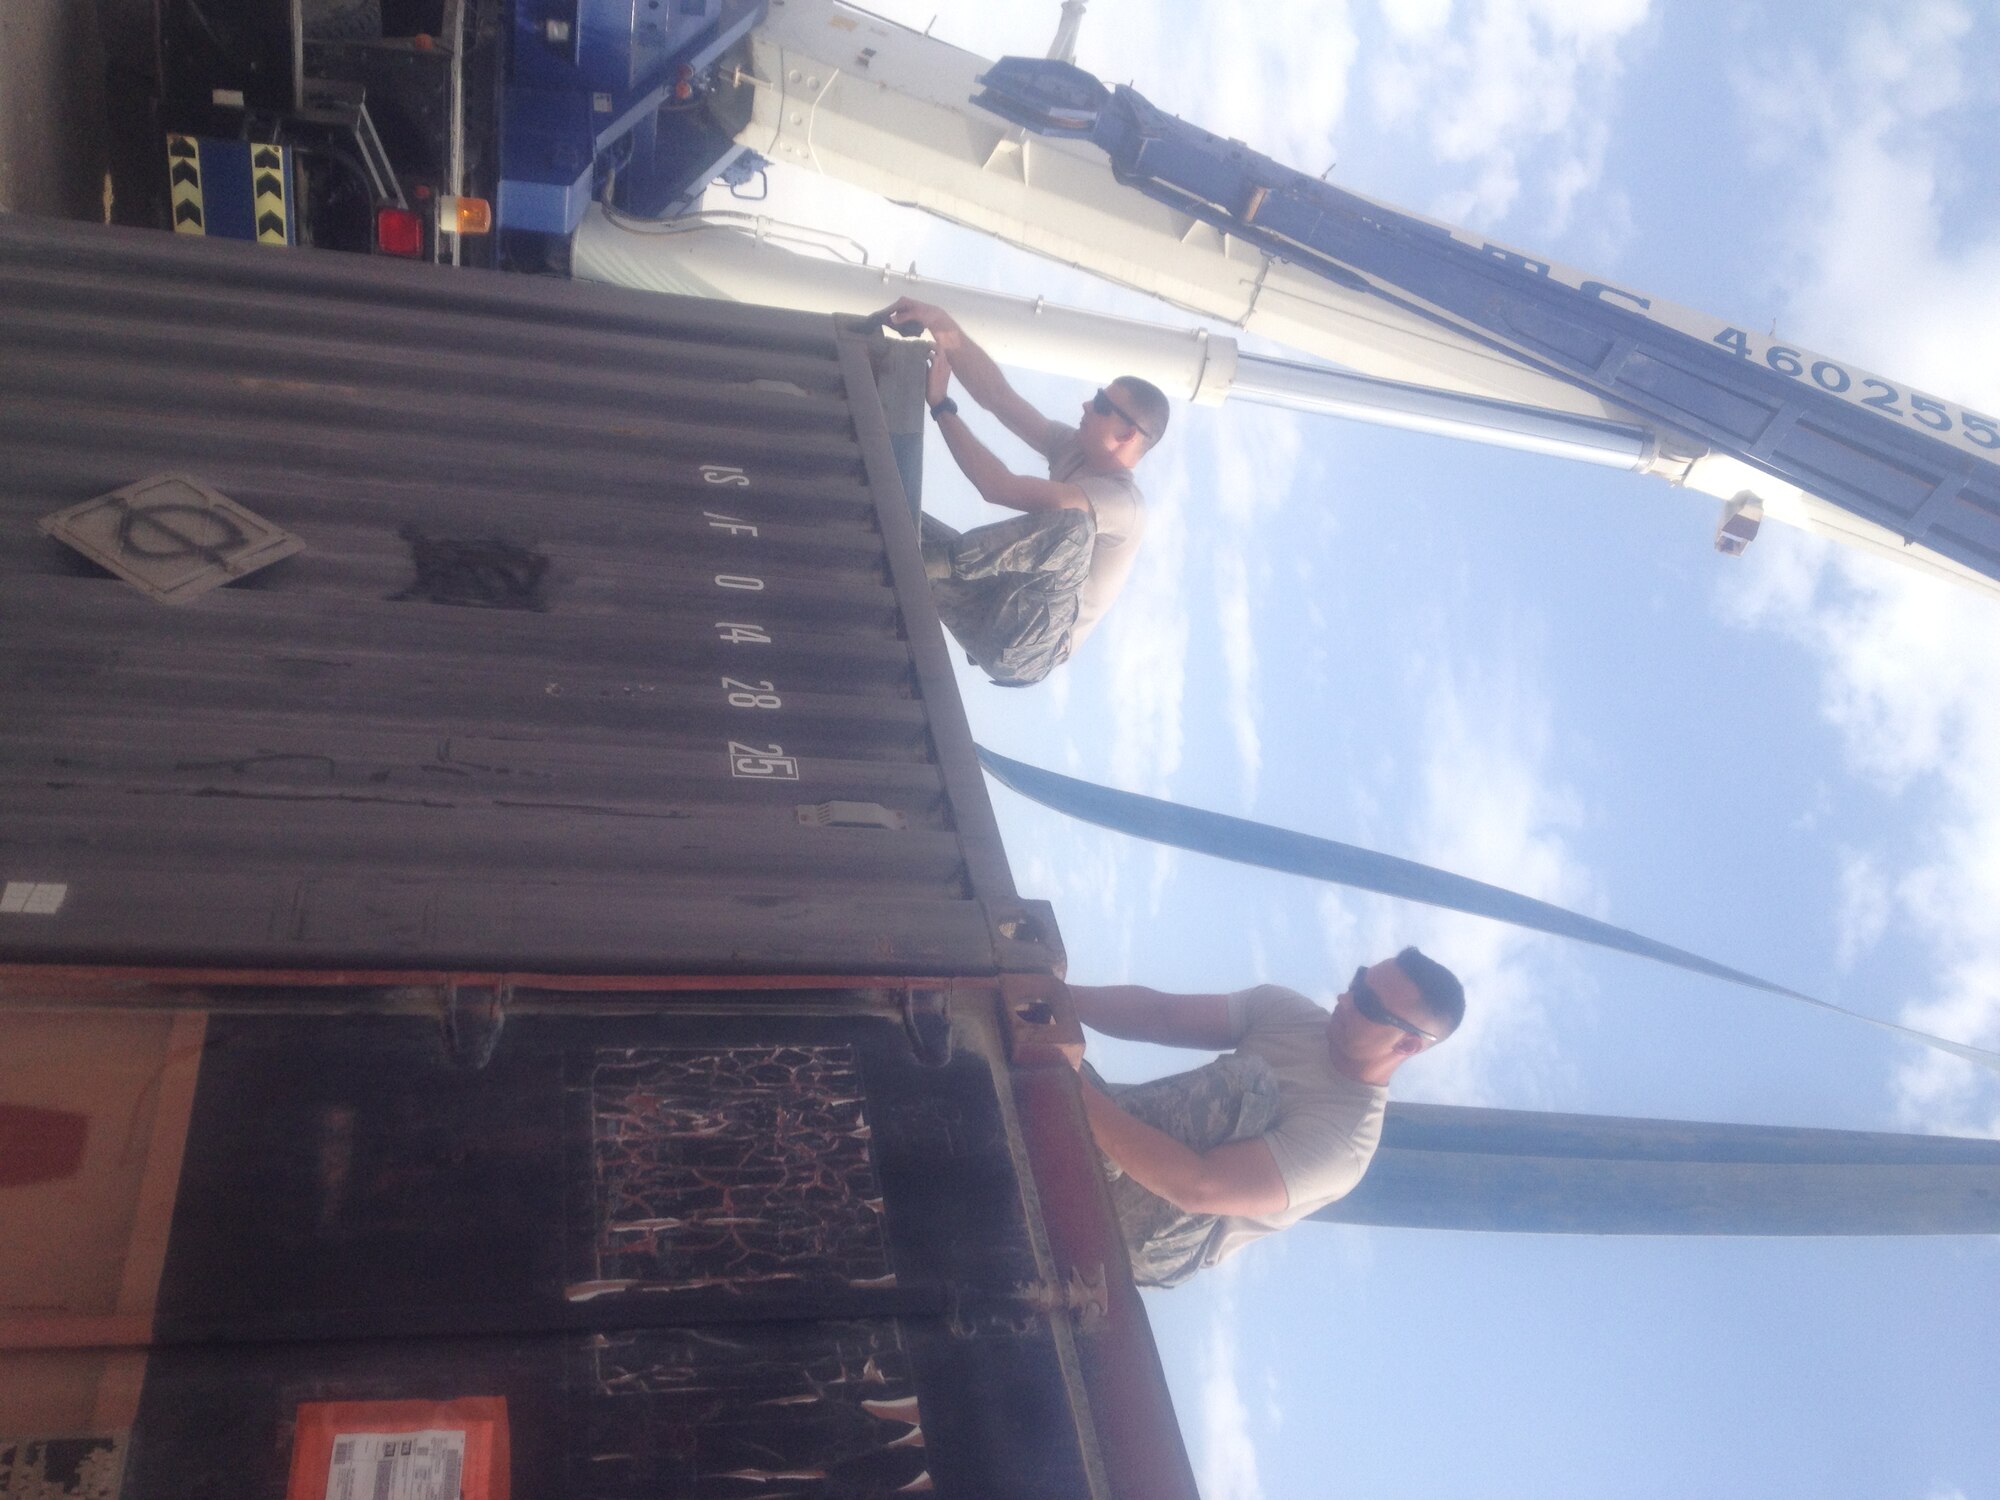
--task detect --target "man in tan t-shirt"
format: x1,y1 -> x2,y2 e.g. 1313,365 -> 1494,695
1069,948 -> 1466,1287
876,297 -> 1168,686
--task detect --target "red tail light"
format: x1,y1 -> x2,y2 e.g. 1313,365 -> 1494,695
375,206 -> 424,257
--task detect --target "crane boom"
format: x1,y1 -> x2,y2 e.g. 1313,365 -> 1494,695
975,57 -> 2000,592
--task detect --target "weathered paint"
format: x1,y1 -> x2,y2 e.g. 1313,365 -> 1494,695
0,214 -> 1049,977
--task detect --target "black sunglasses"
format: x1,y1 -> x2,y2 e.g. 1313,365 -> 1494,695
1091,387 -> 1153,442
1349,967 -> 1439,1043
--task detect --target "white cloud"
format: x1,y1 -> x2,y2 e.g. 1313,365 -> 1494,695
1366,0 -> 1652,230
1192,1261 -> 1268,1500
1723,540 -> 2000,1135
1315,642 -> 1597,1108
1379,0 -> 1452,40
1396,649 -> 1596,1106
1316,888 -> 1362,973
1835,850 -> 1892,970
1732,1 -> 2000,411
1044,657 -> 1072,717
1102,447 -> 1192,797
1214,550 -> 1262,806
1145,841 -> 1183,922
1718,0 -> 2000,1136
1246,928 -> 1270,987
1208,405 -> 1311,808
1080,0 -> 1360,178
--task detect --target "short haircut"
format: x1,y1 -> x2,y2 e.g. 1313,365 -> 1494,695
1394,946 -> 1465,1036
1111,375 -> 1171,449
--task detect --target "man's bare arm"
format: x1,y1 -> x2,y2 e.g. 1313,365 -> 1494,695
1077,1073 -> 1290,1217
885,297 -> 1064,456
936,412 -> 1091,513
1068,984 -> 1240,1050
927,349 -> 1089,514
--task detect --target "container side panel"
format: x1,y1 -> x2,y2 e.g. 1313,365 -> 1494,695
0,218 -> 1055,975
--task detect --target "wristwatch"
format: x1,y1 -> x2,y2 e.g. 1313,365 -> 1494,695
929,396 -> 959,420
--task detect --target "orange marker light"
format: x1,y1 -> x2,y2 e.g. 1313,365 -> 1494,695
438,196 -> 493,235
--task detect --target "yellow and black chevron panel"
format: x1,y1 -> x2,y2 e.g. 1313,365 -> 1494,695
251,144 -> 290,245
167,134 -> 204,235
164,137 -> 295,246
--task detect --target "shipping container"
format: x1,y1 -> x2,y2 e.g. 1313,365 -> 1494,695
0,214 -> 1196,1500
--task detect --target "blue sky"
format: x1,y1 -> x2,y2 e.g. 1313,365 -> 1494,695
726,2 -> 2000,1494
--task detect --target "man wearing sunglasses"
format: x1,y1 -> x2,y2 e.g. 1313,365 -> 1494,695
1065,948 -> 1465,1287
874,296 -> 1170,686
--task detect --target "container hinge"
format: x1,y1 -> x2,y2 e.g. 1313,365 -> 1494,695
1010,1265 -> 1109,1329
994,905 -> 1050,945
899,985 -> 953,1068
795,800 -> 907,830
947,1266 -> 1108,1338
441,978 -> 510,1070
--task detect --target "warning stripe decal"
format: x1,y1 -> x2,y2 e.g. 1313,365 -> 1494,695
251,144 -> 289,245
167,134 -> 204,234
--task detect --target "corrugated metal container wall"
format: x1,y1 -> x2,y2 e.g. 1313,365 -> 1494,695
0,214 -> 1055,978
0,219 -> 1198,1500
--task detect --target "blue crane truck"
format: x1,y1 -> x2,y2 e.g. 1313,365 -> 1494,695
149,0 -> 765,267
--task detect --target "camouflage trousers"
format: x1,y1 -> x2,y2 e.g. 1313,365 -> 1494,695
1082,1054 -> 1281,1289
920,507 -> 1096,686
